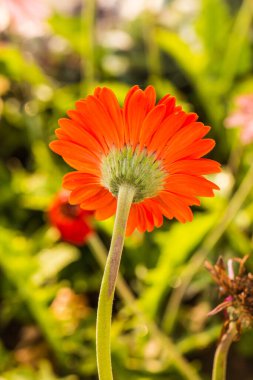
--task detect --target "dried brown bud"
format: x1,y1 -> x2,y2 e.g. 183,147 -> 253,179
205,255 -> 253,331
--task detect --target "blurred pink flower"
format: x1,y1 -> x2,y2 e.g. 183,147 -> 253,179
225,94 -> 253,144
0,0 -> 50,37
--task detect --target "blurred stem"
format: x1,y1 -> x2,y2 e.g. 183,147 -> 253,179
212,322 -> 237,380
89,234 -> 201,380
142,11 -> 162,83
162,164 -> 253,334
227,137 -> 244,177
81,0 -> 96,94
96,185 -> 135,380
88,233 -> 135,304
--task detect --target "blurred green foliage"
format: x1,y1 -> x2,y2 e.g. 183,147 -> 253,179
0,0 -> 253,379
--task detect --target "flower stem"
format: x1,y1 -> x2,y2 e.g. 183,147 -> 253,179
89,234 -> 201,380
212,322 -> 237,380
88,233 -> 135,304
96,184 -> 135,380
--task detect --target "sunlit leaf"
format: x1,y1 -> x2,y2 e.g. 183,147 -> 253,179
0,47 -> 49,84
156,28 -> 207,82
32,244 -> 80,285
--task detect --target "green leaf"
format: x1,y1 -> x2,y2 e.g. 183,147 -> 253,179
218,0 -> 253,92
156,28 -> 207,82
49,14 -> 82,53
0,47 -> 49,84
195,0 -> 231,63
32,244 -> 80,285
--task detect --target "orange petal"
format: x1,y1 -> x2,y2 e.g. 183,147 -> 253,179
49,140 -> 99,164
69,185 -> 103,204
58,118 -> 104,154
55,128 -> 67,140
80,189 -> 114,210
67,109 -> 109,154
182,112 -> 198,126
64,158 -> 101,175
135,205 -> 147,233
162,122 -> 210,160
158,95 -> 176,117
95,197 -> 117,220
164,174 -> 219,197
138,203 -> 155,232
139,104 -> 166,150
144,85 -> 156,111
86,94 -> 121,147
76,97 -> 116,148
158,192 -> 193,223
125,89 -> 150,148
184,139 -> 216,159
166,158 -> 221,175
123,85 -> 140,143
126,204 -> 138,236
63,172 -> 100,190
95,87 -> 125,147
142,199 -> 163,228
93,87 -> 102,96
147,111 -> 188,156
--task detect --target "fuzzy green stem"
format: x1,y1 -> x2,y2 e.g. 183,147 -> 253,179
212,322 -> 237,380
89,234 -> 201,380
88,233 -> 135,305
96,184 -> 135,380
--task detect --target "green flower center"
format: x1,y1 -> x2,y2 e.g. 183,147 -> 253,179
100,146 -> 167,203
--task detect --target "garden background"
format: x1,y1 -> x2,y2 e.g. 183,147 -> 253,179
0,0 -> 253,379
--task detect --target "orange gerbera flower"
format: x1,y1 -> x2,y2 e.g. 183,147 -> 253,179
50,85 -> 220,235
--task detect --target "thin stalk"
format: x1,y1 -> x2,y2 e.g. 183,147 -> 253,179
212,322 -> 237,380
89,234 -> 201,380
88,233 -> 135,304
162,164 -> 253,334
142,10 -> 162,83
81,0 -> 96,94
96,185 -> 135,380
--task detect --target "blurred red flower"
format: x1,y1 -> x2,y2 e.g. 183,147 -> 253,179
48,190 -> 94,245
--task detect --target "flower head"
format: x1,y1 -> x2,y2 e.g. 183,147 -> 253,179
48,190 -> 94,245
50,85 -> 220,235
225,94 -> 253,144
